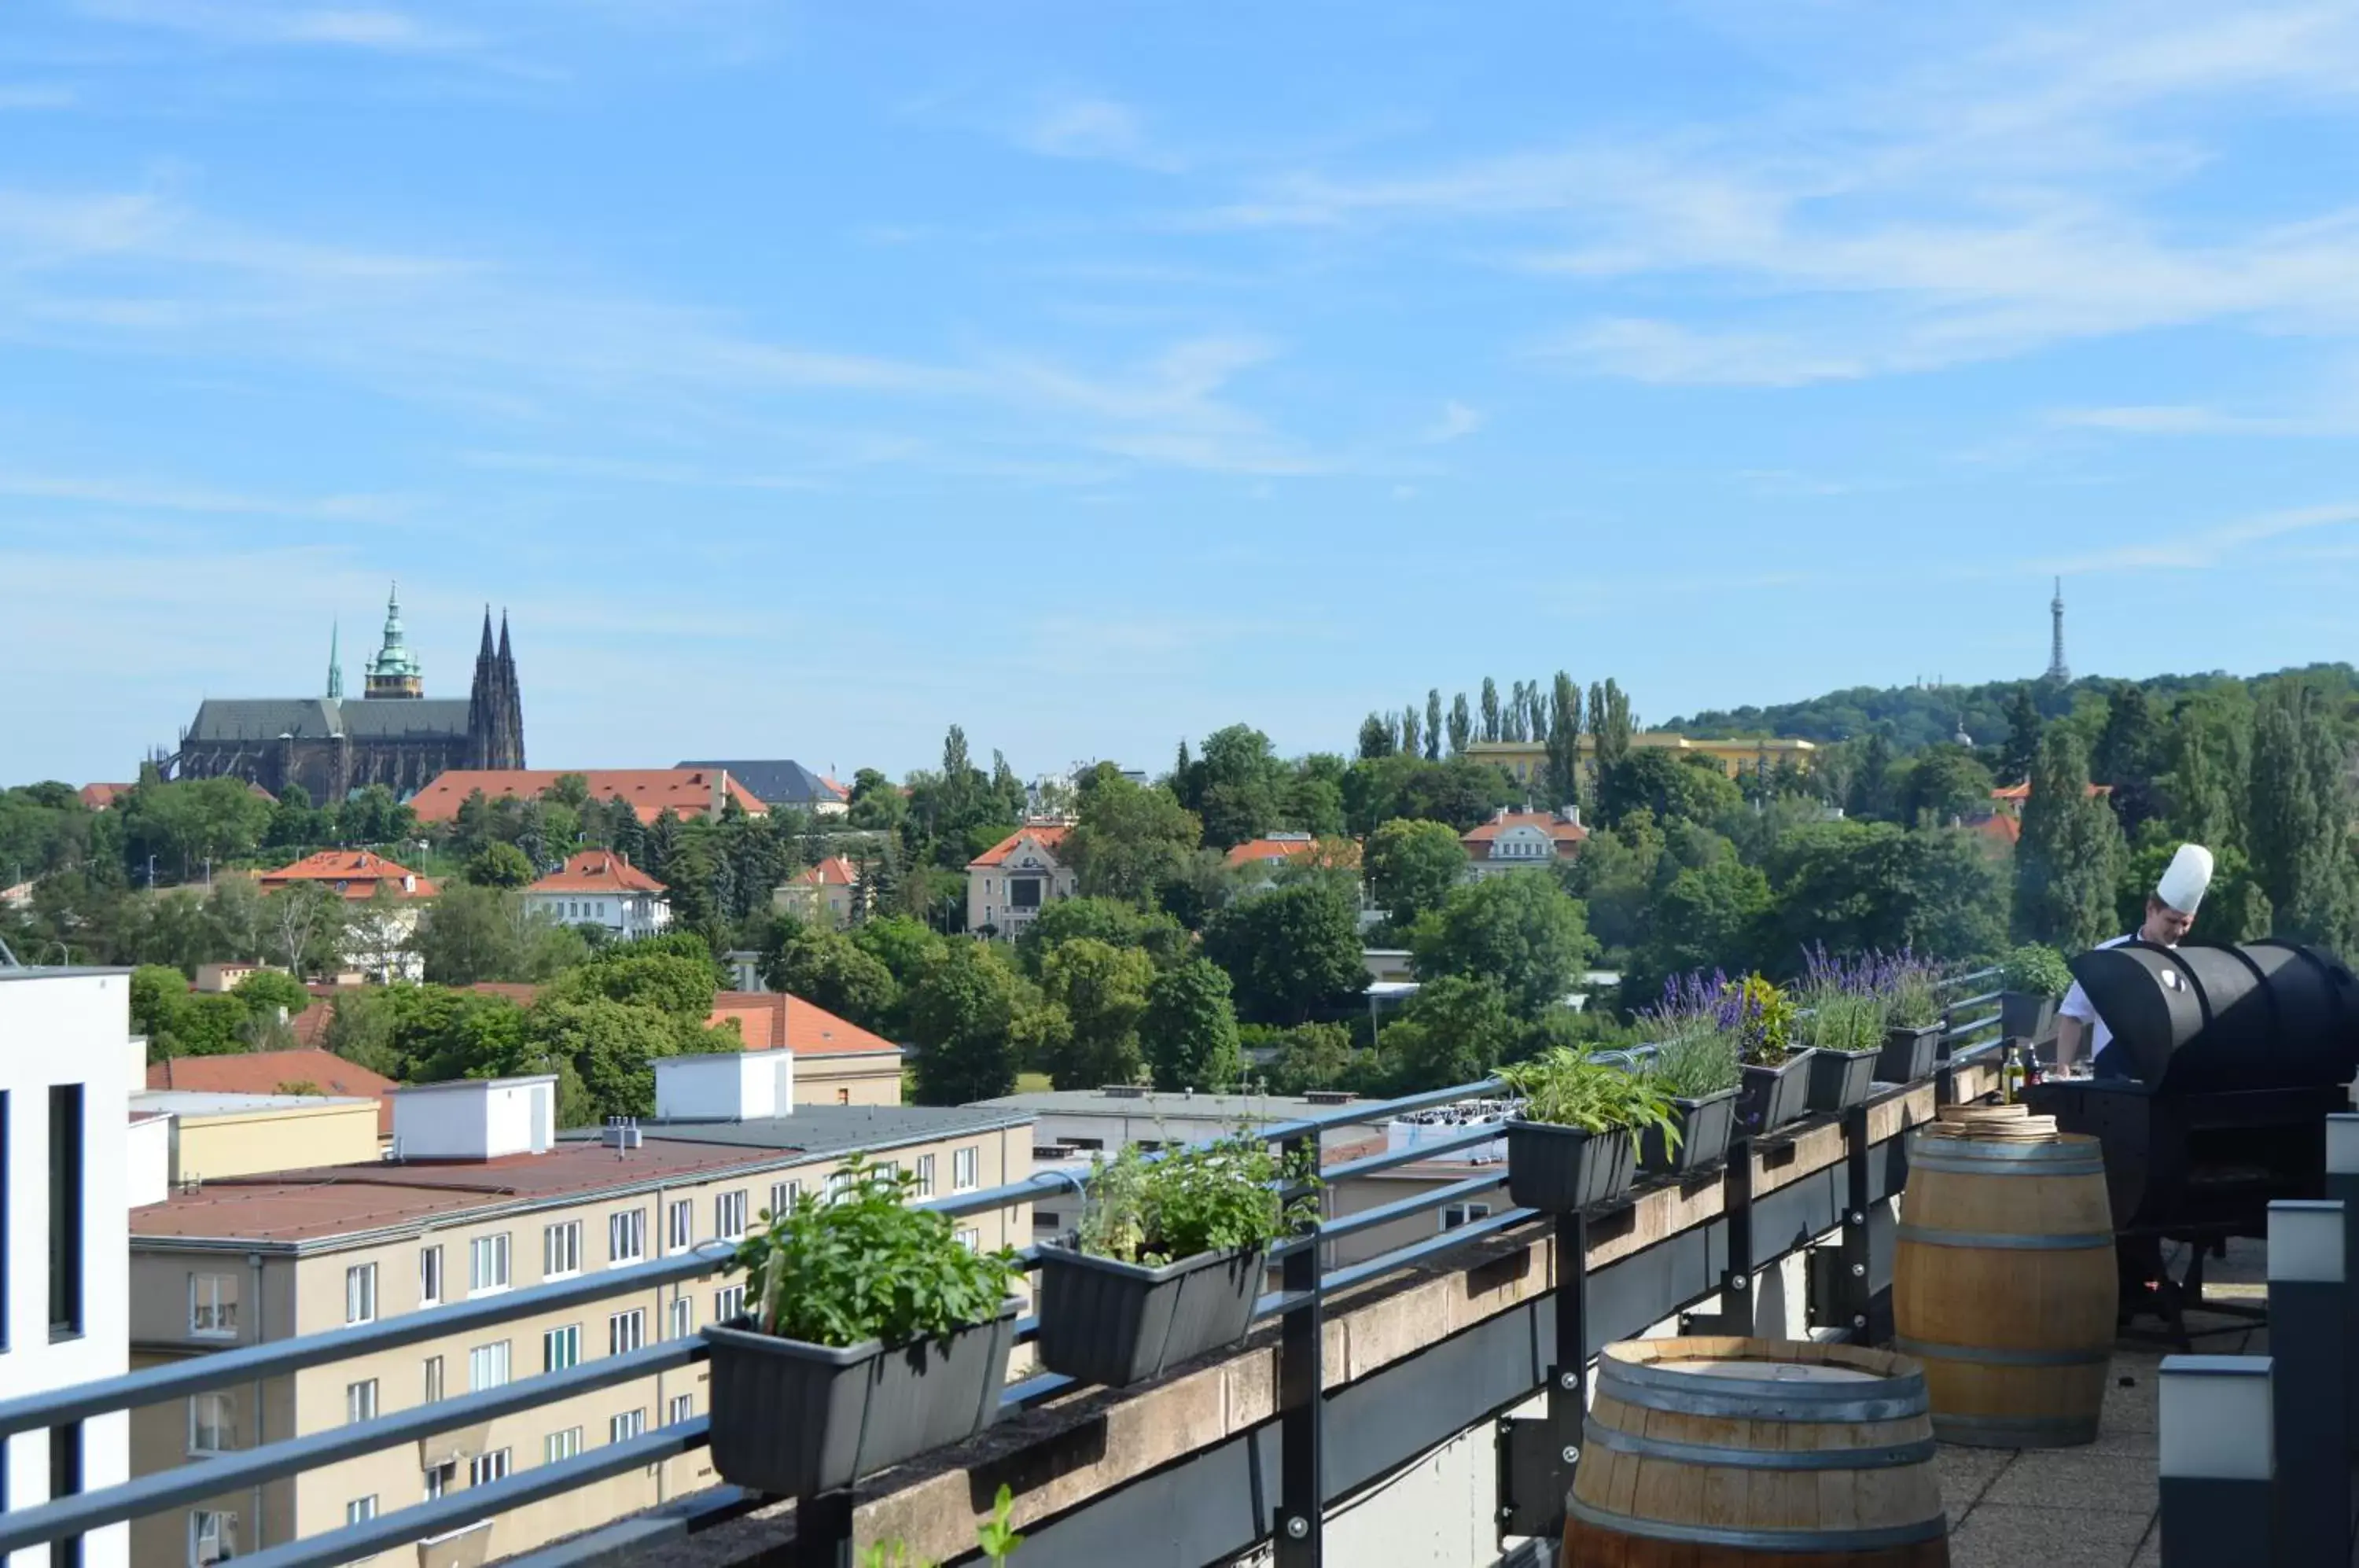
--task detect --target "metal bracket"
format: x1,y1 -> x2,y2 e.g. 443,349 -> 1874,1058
1494,1209 -> 1588,1546
1495,1414 -> 1570,1541
1680,1136 -> 1755,1338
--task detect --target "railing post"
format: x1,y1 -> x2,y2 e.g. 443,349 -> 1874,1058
1548,1209 -> 1589,1530
789,1489 -> 853,1568
2268,1200 -> 2348,1568
1838,1103 -> 1874,1340
1274,1130 -> 1323,1566
2323,1115 -> 2359,1455
2160,1356 -> 2275,1568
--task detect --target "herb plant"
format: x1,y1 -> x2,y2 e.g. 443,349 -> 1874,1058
1644,1027 -> 1743,1099
1645,970 -> 1795,1067
1499,1047 -> 1679,1143
1797,944 -> 1947,1043
857,1484 -> 1023,1566
724,1154 -> 1019,1349
2003,943 -> 2074,1000
1797,991 -> 1885,1055
1075,1136 -> 1318,1268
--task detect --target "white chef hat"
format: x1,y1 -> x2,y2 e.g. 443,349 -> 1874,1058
2156,843 -> 2215,915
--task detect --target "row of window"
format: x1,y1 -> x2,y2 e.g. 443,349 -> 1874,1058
188,1286 -> 762,1456
187,1399 -> 696,1566
302,1152 -> 977,1334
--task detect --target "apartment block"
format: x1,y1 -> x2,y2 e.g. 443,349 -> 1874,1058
127,1058 -> 1033,1567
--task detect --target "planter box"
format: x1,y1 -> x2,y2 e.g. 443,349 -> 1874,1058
703,1303 -> 1017,1496
1638,1087 -> 1739,1178
1875,1022 -> 1942,1084
2001,991 -> 2059,1043
1506,1121 -> 1637,1213
1735,1051 -> 1815,1136
1034,1243 -> 1265,1389
1807,1048 -> 1879,1113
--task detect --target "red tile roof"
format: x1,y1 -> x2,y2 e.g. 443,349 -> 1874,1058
1978,812 -> 2023,847
795,856 -> 858,888
1460,811 -> 1588,856
148,1049 -> 400,1136
1224,834 -> 1363,869
257,850 -> 437,900
1989,782 -> 2114,803
526,851 -> 665,896
706,992 -> 900,1058
79,782 -> 134,809
969,825 -> 1072,868
407,769 -> 767,825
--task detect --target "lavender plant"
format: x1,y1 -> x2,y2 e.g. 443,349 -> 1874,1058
1643,970 -> 1794,1073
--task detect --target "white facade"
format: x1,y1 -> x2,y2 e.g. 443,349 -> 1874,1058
520,887 -> 670,941
388,1076 -> 557,1161
0,969 -> 134,1568
653,1052 -> 795,1123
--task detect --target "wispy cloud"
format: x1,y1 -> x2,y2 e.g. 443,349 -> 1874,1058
2048,403 -> 2342,436
75,0 -> 483,53
1014,96 -> 1180,171
0,83 -> 76,109
1421,401 -> 1484,443
2043,500 -> 2359,572
0,469 -> 406,522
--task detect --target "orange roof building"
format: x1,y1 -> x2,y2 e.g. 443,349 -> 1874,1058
775,854 -> 860,926
966,825 -> 1077,939
1460,808 -> 1588,878
147,1049 -> 401,1137
256,850 -> 437,900
521,851 -> 671,940
407,767 -> 767,824
1224,834 -> 1360,870
79,782 -> 135,810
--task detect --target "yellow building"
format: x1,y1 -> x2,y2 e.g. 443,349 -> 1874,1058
1466,732 -> 1817,792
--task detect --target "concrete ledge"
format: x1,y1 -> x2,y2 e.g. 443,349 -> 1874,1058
639,1060 -> 1999,1566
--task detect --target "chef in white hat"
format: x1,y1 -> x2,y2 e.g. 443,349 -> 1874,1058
2054,842 -> 2215,1077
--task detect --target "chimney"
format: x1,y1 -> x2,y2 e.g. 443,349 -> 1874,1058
388,1075 -> 559,1161
1559,804 -> 1581,828
655,1051 -> 794,1122
712,769 -> 729,819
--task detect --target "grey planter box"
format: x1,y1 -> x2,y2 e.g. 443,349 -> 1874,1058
702,1302 -> 1016,1496
1736,1051 -> 1815,1136
2001,991 -> 2059,1043
1638,1087 -> 1739,1177
1034,1243 -> 1265,1389
1506,1121 -> 1636,1213
1875,1022 -> 1943,1084
1806,1048 -> 1879,1113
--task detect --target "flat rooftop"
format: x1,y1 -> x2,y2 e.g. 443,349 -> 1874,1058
131,1090 -> 376,1116
133,1105 -> 1034,1247
973,1088 -> 1378,1123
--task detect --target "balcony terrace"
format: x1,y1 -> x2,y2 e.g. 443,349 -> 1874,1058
0,971 -> 2323,1568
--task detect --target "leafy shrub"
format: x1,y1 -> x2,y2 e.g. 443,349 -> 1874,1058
1645,1029 -> 1742,1099
1798,991 -> 1884,1055
2003,943 -> 2074,999
859,1484 -> 1023,1566
723,1156 -> 1018,1348
1644,970 -> 1795,1067
1498,1047 -> 1678,1142
1075,1136 -> 1317,1267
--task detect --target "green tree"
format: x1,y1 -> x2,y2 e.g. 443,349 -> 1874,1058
1201,880 -> 1368,1025
1139,958 -> 1242,1091
1998,685 -> 2044,786
2092,683 -> 2168,830
1544,672 -> 1583,812
233,969 -> 311,1021
1257,1021 -> 1359,1094
765,927 -> 898,1032
130,964 -> 189,1045
1599,748 -> 1741,829
525,997 -> 692,1120
1479,678 -> 1502,744
1364,818 -> 1469,930
1424,690 -> 1444,763
906,942 -> 1023,1104
1185,724 -> 1284,850
1409,873 -> 1596,1016
1013,897 -> 1182,975
1037,937 -> 1154,1087
1381,974 -> 1526,1091
1624,858 -> 1775,1005
2013,729 -> 2124,951
547,951 -> 717,1018
1900,744 -> 1993,826
1447,693 -> 1474,755
416,884 -> 522,985
1846,733 -> 1897,822
2248,681 -> 2357,948
1063,774 -> 1202,907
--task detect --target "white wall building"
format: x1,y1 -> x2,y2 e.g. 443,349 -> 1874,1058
521,851 -> 671,942
0,966 -> 137,1568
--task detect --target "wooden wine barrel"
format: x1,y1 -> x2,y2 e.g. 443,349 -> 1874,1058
1894,1130 -> 2116,1448
1564,1338 -> 1949,1566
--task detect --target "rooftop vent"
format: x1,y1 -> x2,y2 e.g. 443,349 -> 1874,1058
654,1051 -> 793,1122
1304,1090 -> 1357,1106
1099,1084 -> 1146,1099
602,1117 -> 643,1150
388,1075 -> 558,1161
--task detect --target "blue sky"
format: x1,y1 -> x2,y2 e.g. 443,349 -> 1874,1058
8,1 -> 2359,786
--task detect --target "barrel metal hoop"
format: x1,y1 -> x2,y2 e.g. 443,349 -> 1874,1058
1892,1335 -> 2111,1368
1905,1153 -> 2107,1178
1598,1356 -> 1927,1418
1895,1224 -> 2114,1251
1904,1132 -> 2100,1161
1583,1419 -> 1938,1471
1565,1492 -> 1949,1554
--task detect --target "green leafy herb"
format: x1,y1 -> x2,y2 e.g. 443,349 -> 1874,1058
1797,990 -> 1885,1055
856,1484 -> 1024,1566
1076,1134 -> 1319,1267
1645,1027 -> 1742,1099
1497,1047 -> 1679,1144
2002,943 -> 2074,1000
723,1154 -> 1018,1349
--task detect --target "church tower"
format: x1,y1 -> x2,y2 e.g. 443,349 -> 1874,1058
466,607 -> 528,767
326,620 -> 344,701
364,583 -> 425,700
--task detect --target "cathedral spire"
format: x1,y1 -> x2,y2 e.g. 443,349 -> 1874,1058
326,620 -> 344,700
477,605 -> 495,663
365,580 -> 425,699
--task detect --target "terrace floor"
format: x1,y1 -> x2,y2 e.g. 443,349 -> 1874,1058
1935,1238 -> 2266,1568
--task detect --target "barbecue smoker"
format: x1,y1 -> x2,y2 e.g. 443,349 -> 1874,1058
2025,940 -> 2359,1333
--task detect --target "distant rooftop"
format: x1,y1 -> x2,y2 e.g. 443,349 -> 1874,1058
972,1087 -> 1378,1124
132,1103 -> 1034,1249
131,1090 -> 377,1117
674,760 -> 848,808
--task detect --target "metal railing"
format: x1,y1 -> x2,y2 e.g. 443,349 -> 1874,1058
0,965 -> 2011,1568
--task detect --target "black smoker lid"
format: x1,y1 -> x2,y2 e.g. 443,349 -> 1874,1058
2068,940 -> 2359,1093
